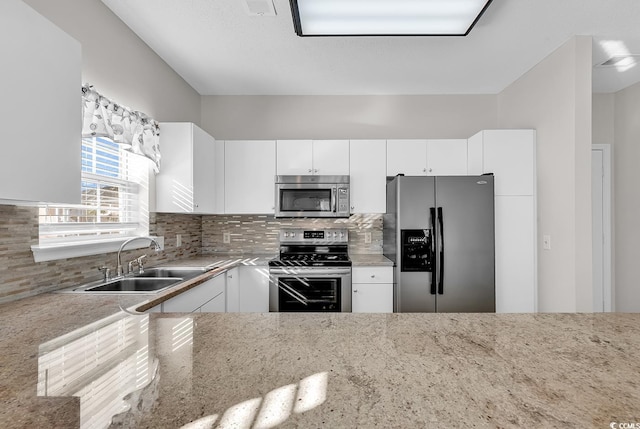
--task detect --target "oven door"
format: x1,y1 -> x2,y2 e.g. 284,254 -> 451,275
269,268 -> 352,312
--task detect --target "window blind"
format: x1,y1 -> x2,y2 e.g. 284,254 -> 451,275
39,137 -> 149,244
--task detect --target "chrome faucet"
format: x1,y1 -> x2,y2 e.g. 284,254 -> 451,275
116,236 -> 161,277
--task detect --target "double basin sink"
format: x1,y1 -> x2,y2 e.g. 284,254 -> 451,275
72,267 -> 214,294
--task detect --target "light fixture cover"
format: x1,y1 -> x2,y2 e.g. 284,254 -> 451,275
290,0 -> 493,36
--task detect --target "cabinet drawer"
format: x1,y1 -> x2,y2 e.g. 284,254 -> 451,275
352,266 -> 393,284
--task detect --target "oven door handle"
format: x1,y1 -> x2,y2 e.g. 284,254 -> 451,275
270,268 -> 352,276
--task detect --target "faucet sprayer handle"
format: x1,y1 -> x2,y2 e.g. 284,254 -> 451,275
98,266 -> 111,282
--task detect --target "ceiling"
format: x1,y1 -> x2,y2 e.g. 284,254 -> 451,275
101,0 -> 640,95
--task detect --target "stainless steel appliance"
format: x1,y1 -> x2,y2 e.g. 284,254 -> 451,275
275,175 -> 350,218
269,228 -> 352,312
384,175 -> 495,313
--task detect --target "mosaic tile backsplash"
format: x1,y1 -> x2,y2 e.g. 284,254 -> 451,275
0,207 -> 383,304
201,213 -> 383,255
0,206 -> 201,304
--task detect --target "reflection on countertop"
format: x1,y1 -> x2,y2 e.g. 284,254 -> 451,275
9,308 -> 640,428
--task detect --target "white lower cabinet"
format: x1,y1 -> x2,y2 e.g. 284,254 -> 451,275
352,266 -> 393,313
225,267 -> 240,312
495,196 -> 537,313
162,273 -> 226,313
238,266 -> 270,312
200,292 -> 226,312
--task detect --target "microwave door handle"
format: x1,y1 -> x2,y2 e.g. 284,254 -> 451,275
331,187 -> 337,212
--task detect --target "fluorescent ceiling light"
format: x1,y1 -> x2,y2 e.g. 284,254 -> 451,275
290,0 -> 493,36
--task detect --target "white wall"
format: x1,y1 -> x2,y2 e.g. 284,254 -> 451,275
612,80 -> 640,312
497,36 -> 593,312
592,93 -> 615,145
23,0 -> 201,124
201,95 -> 497,140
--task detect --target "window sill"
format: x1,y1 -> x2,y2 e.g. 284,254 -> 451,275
31,236 -> 165,263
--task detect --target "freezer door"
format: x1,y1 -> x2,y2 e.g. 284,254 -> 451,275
434,176 -> 495,312
396,176 -> 436,312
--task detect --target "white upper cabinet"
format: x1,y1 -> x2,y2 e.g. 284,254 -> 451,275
0,0 -> 81,204
426,139 -> 468,176
276,140 -> 313,175
387,139 -> 467,177
225,140 -> 276,214
312,140 -> 350,175
156,123 -> 218,214
386,139 -> 428,176
467,130 -> 536,196
276,140 -> 349,175
349,140 -> 387,213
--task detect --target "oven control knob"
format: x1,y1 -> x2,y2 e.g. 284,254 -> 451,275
291,232 -> 296,237
284,232 -> 289,238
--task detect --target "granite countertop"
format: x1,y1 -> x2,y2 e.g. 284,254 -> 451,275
1,255 -> 638,428
1,281 -> 639,429
350,254 -> 394,266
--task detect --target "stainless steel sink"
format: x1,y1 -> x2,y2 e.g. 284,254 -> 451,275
132,267 -> 210,279
67,266 -> 216,294
84,277 -> 181,293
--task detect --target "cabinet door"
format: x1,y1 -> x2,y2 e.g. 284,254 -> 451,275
276,140 -> 313,175
0,0 -> 81,204
426,139 -> 467,176
192,125 -> 216,213
312,140 -> 350,175
238,266 -> 269,312
200,291 -> 226,312
163,274 -> 226,313
225,140 -> 276,214
386,140 -> 428,176
156,123 -> 193,213
349,140 -> 386,213
226,267 -> 239,313
482,130 -> 535,196
214,140 -> 225,213
495,196 -> 536,313
352,283 -> 393,313
466,131 -> 483,175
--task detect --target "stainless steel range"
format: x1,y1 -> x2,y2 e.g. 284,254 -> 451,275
269,228 -> 352,312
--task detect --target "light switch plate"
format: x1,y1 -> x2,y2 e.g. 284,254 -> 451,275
543,235 -> 551,250
176,234 -> 182,247
223,232 -> 231,244
364,231 -> 372,244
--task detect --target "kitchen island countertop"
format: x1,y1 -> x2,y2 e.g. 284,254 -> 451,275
1,275 -> 639,429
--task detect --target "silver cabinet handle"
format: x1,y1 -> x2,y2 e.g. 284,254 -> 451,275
371,274 -> 375,278
308,168 -> 312,173
353,289 -> 358,293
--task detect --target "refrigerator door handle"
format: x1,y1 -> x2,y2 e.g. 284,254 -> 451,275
430,207 -> 437,295
437,206 -> 444,295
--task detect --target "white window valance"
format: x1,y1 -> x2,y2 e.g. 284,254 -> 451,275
81,84 -> 161,172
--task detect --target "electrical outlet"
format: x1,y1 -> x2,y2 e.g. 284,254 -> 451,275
176,234 -> 182,247
223,232 -> 231,244
364,231 -> 372,244
543,235 -> 551,250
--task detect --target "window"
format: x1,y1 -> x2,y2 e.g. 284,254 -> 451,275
34,137 -> 150,259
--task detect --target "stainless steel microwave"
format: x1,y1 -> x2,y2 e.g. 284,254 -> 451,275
275,175 -> 350,218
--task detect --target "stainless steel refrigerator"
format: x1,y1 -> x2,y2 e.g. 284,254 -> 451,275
383,175 -> 495,313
